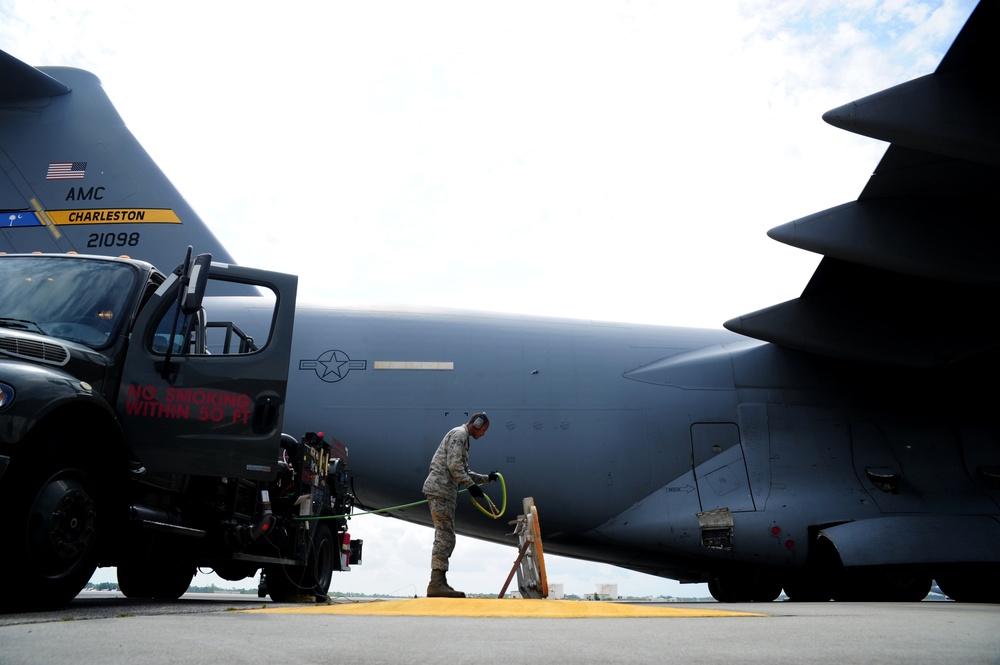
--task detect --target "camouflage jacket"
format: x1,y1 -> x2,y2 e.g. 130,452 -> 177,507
422,425 -> 489,499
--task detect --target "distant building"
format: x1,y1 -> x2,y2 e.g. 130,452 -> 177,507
595,583 -> 618,600
548,583 -> 564,600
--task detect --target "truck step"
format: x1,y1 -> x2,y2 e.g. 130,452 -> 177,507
133,519 -> 207,538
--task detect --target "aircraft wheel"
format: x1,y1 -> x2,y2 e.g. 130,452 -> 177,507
832,567 -> 931,602
936,567 -> 1000,603
709,573 -> 782,602
707,578 -> 727,601
118,558 -> 195,599
783,536 -> 841,601
782,573 -> 834,602
880,571 -> 931,602
265,523 -> 335,602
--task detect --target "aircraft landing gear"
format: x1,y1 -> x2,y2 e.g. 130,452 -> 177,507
936,566 -> 1000,603
831,567 -> 931,602
783,546 -> 932,602
782,573 -> 834,602
708,570 -> 782,602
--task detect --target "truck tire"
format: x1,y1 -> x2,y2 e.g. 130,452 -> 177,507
1,458 -> 103,612
264,523 -> 335,602
118,559 -> 195,599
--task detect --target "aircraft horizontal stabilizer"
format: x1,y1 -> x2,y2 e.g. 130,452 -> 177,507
0,51 -> 71,98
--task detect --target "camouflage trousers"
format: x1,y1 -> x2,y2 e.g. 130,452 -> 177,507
426,494 -> 457,571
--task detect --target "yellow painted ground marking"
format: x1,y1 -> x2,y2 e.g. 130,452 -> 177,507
249,598 -> 765,618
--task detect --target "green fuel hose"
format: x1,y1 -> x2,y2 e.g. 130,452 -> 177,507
470,472 -> 506,519
296,472 -> 507,521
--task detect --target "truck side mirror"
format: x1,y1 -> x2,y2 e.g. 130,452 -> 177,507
159,249 -> 213,381
181,252 -> 212,315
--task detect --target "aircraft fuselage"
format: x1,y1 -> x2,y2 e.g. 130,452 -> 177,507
216,298 -> 1000,597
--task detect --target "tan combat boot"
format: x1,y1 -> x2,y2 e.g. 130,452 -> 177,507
427,569 -> 466,598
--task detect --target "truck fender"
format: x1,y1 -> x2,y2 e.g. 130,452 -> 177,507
0,363 -> 118,446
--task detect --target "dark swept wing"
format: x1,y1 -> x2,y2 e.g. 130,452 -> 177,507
724,1 -> 999,368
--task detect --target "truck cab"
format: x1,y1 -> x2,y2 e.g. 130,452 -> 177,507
0,251 -> 355,611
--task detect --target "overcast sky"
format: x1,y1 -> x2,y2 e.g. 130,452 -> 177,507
1,0 -> 977,598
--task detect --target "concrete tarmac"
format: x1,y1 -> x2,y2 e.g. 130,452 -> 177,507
1,592 -> 998,664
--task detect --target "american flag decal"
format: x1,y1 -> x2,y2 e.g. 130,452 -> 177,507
46,161 -> 87,180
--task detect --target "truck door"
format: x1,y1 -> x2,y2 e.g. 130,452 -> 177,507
117,262 -> 298,480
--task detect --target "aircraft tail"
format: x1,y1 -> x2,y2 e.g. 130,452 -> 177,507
0,50 -> 235,268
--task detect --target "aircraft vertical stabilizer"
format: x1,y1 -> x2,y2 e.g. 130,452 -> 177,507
0,53 -> 235,268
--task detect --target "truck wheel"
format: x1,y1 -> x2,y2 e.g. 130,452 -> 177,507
264,523 -> 335,602
118,559 -> 195,599
0,466 -> 102,612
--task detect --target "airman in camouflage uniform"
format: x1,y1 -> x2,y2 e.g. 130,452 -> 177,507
422,412 -> 496,598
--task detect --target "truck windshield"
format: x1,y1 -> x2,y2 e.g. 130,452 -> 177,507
0,256 -> 138,349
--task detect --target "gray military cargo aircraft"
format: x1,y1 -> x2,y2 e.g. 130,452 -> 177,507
1,1 -> 997,603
